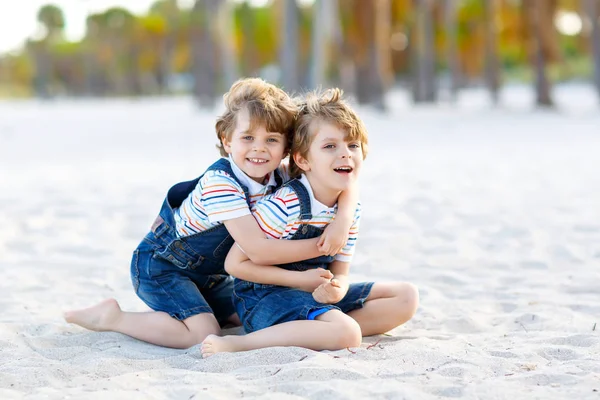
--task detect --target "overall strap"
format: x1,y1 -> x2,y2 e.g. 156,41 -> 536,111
273,168 -> 283,188
204,158 -> 251,205
285,179 -> 312,221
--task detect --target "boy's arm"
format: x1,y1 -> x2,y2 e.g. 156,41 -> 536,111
224,216 -> 323,265
329,260 -> 350,282
317,182 -> 359,255
201,170 -> 324,265
225,243 -> 333,292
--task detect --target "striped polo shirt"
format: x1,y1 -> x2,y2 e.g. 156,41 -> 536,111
252,175 -> 361,262
174,156 -> 291,237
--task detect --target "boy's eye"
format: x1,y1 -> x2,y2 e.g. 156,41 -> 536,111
242,136 -> 253,141
324,144 -> 335,149
267,138 -> 280,143
349,143 -> 361,149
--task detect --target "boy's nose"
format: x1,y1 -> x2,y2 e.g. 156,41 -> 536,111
253,141 -> 266,151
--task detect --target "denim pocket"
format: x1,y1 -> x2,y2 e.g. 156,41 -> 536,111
154,240 -> 204,270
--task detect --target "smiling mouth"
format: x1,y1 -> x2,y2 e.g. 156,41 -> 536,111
247,158 -> 269,164
333,166 -> 353,173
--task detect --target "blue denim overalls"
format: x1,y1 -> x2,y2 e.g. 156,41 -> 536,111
232,178 -> 373,333
130,157 -> 282,324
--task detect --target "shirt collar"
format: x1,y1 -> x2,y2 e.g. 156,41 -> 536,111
228,156 -> 277,194
298,174 -> 334,215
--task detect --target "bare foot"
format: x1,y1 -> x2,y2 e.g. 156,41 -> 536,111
64,298 -> 122,331
201,334 -> 239,358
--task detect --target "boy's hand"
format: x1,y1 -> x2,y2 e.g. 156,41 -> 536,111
317,219 -> 349,256
295,268 -> 334,292
312,277 -> 349,304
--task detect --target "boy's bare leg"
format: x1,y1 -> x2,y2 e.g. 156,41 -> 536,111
201,309 -> 361,357
64,298 -> 220,349
347,282 -> 419,336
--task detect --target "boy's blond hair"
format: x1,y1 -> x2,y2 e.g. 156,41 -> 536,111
215,78 -> 299,157
289,88 -> 369,178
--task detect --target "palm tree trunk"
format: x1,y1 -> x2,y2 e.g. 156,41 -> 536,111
483,0 -> 500,104
374,0 -> 393,106
353,0 -> 375,104
32,46 -> 52,99
309,0 -> 327,89
332,0 -> 355,93
412,0 -> 436,103
240,2 -> 258,77
192,0 -> 217,107
128,44 -> 143,96
157,35 -> 173,94
279,0 -> 300,92
586,0 -> 600,101
531,0 -> 553,106
218,0 -> 238,89
444,0 -> 460,101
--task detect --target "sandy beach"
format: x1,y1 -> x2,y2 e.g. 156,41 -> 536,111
1,85 -> 599,399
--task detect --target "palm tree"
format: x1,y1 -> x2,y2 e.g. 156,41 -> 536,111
217,0 -> 238,89
524,0 -> 553,107
32,4 -> 66,98
239,1 -> 259,77
412,0 -> 436,103
150,0 -> 180,94
483,0 -> 500,104
444,0 -> 460,102
349,0 -> 390,109
374,0 -> 394,106
191,0 -> 218,107
104,8 -> 142,95
585,0 -> 600,101
37,4 -> 65,42
309,0 -> 327,89
279,0 -> 300,93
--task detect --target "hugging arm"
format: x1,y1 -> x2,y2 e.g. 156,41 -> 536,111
318,183 -> 359,255
223,215 -> 321,265
223,184 -> 357,264
225,244 -> 333,292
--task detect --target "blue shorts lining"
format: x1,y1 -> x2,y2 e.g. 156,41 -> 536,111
307,307 -> 330,320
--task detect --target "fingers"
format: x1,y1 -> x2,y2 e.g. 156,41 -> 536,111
317,235 -> 325,246
318,242 -> 332,256
312,285 -> 327,303
316,268 -> 334,279
329,278 -> 341,288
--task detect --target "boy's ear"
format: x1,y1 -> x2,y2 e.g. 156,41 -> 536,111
221,136 -> 232,154
293,152 -> 310,172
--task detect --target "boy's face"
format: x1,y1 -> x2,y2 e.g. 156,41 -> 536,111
222,108 -> 287,184
295,121 -> 363,196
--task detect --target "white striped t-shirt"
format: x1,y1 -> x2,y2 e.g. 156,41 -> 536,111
252,175 -> 361,262
174,157 -> 291,237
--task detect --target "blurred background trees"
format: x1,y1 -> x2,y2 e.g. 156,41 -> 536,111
0,0 -> 599,108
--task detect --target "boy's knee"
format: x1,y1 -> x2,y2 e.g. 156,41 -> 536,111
396,282 -> 419,317
184,314 -> 221,347
335,316 -> 362,349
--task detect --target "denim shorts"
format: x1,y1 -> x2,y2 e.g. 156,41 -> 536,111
233,280 -> 374,333
131,248 -> 235,325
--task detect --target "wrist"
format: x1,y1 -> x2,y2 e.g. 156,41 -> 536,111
290,271 -> 306,288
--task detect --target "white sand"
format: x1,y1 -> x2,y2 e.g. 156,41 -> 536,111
1,85 -> 600,399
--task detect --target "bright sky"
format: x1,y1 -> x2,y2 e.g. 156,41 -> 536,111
0,0 -> 195,54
